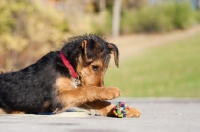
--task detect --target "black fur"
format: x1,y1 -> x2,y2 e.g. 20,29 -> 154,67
0,34 -> 115,114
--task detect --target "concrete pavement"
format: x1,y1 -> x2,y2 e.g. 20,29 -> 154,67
0,98 -> 200,132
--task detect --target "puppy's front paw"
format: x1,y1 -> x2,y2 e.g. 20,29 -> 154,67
126,108 -> 141,117
99,87 -> 121,100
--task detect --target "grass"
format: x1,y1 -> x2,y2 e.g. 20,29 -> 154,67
105,32 -> 200,97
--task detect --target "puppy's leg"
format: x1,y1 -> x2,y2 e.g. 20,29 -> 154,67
126,108 -> 141,117
79,100 -> 115,117
79,101 -> 141,117
0,108 -> 6,114
11,111 -> 25,114
0,108 -> 25,114
55,86 -> 121,113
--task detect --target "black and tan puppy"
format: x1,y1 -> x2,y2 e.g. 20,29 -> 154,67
0,34 -> 140,117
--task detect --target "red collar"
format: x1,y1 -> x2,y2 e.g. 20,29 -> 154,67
60,51 -> 78,78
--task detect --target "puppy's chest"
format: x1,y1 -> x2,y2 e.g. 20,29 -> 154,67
71,78 -> 81,88
55,77 -> 79,90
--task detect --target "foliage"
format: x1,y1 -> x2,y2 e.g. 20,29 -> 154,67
0,0 -> 68,70
194,10 -> 200,23
91,10 -> 112,35
1,0 -> 200,71
105,32 -> 200,97
121,1 -> 199,33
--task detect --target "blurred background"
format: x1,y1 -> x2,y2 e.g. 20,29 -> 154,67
0,0 -> 200,97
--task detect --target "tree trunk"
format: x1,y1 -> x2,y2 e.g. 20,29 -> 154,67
198,0 -> 200,10
99,0 -> 106,11
112,0 -> 121,38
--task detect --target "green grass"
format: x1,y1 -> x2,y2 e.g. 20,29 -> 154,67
105,33 -> 200,97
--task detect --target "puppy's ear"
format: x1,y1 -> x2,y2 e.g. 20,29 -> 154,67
107,43 -> 119,67
82,39 -> 101,63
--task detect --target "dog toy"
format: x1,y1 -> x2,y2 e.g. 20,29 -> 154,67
113,102 -> 130,118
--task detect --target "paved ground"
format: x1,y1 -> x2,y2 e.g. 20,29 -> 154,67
1,98 -> 200,132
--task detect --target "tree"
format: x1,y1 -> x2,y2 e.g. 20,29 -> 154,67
112,0 -> 122,38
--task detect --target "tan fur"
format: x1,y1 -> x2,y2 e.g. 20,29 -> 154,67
55,77 -> 76,91
79,101 -> 115,116
76,56 -> 107,87
80,101 -> 141,117
40,101 -> 50,112
0,108 -> 6,114
55,82 -> 121,113
11,111 -> 25,114
0,108 -> 25,114
54,75 -> 141,117
126,108 -> 141,117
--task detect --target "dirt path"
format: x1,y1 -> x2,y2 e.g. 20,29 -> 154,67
109,25 -> 200,62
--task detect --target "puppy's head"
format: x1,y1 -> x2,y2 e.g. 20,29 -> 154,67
77,36 -> 119,87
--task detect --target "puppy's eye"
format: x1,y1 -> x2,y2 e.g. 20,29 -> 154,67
92,65 -> 99,72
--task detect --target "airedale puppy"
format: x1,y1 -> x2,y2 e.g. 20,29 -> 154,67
0,34 -> 140,117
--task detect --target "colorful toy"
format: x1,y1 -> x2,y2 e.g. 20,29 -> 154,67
113,102 -> 130,118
